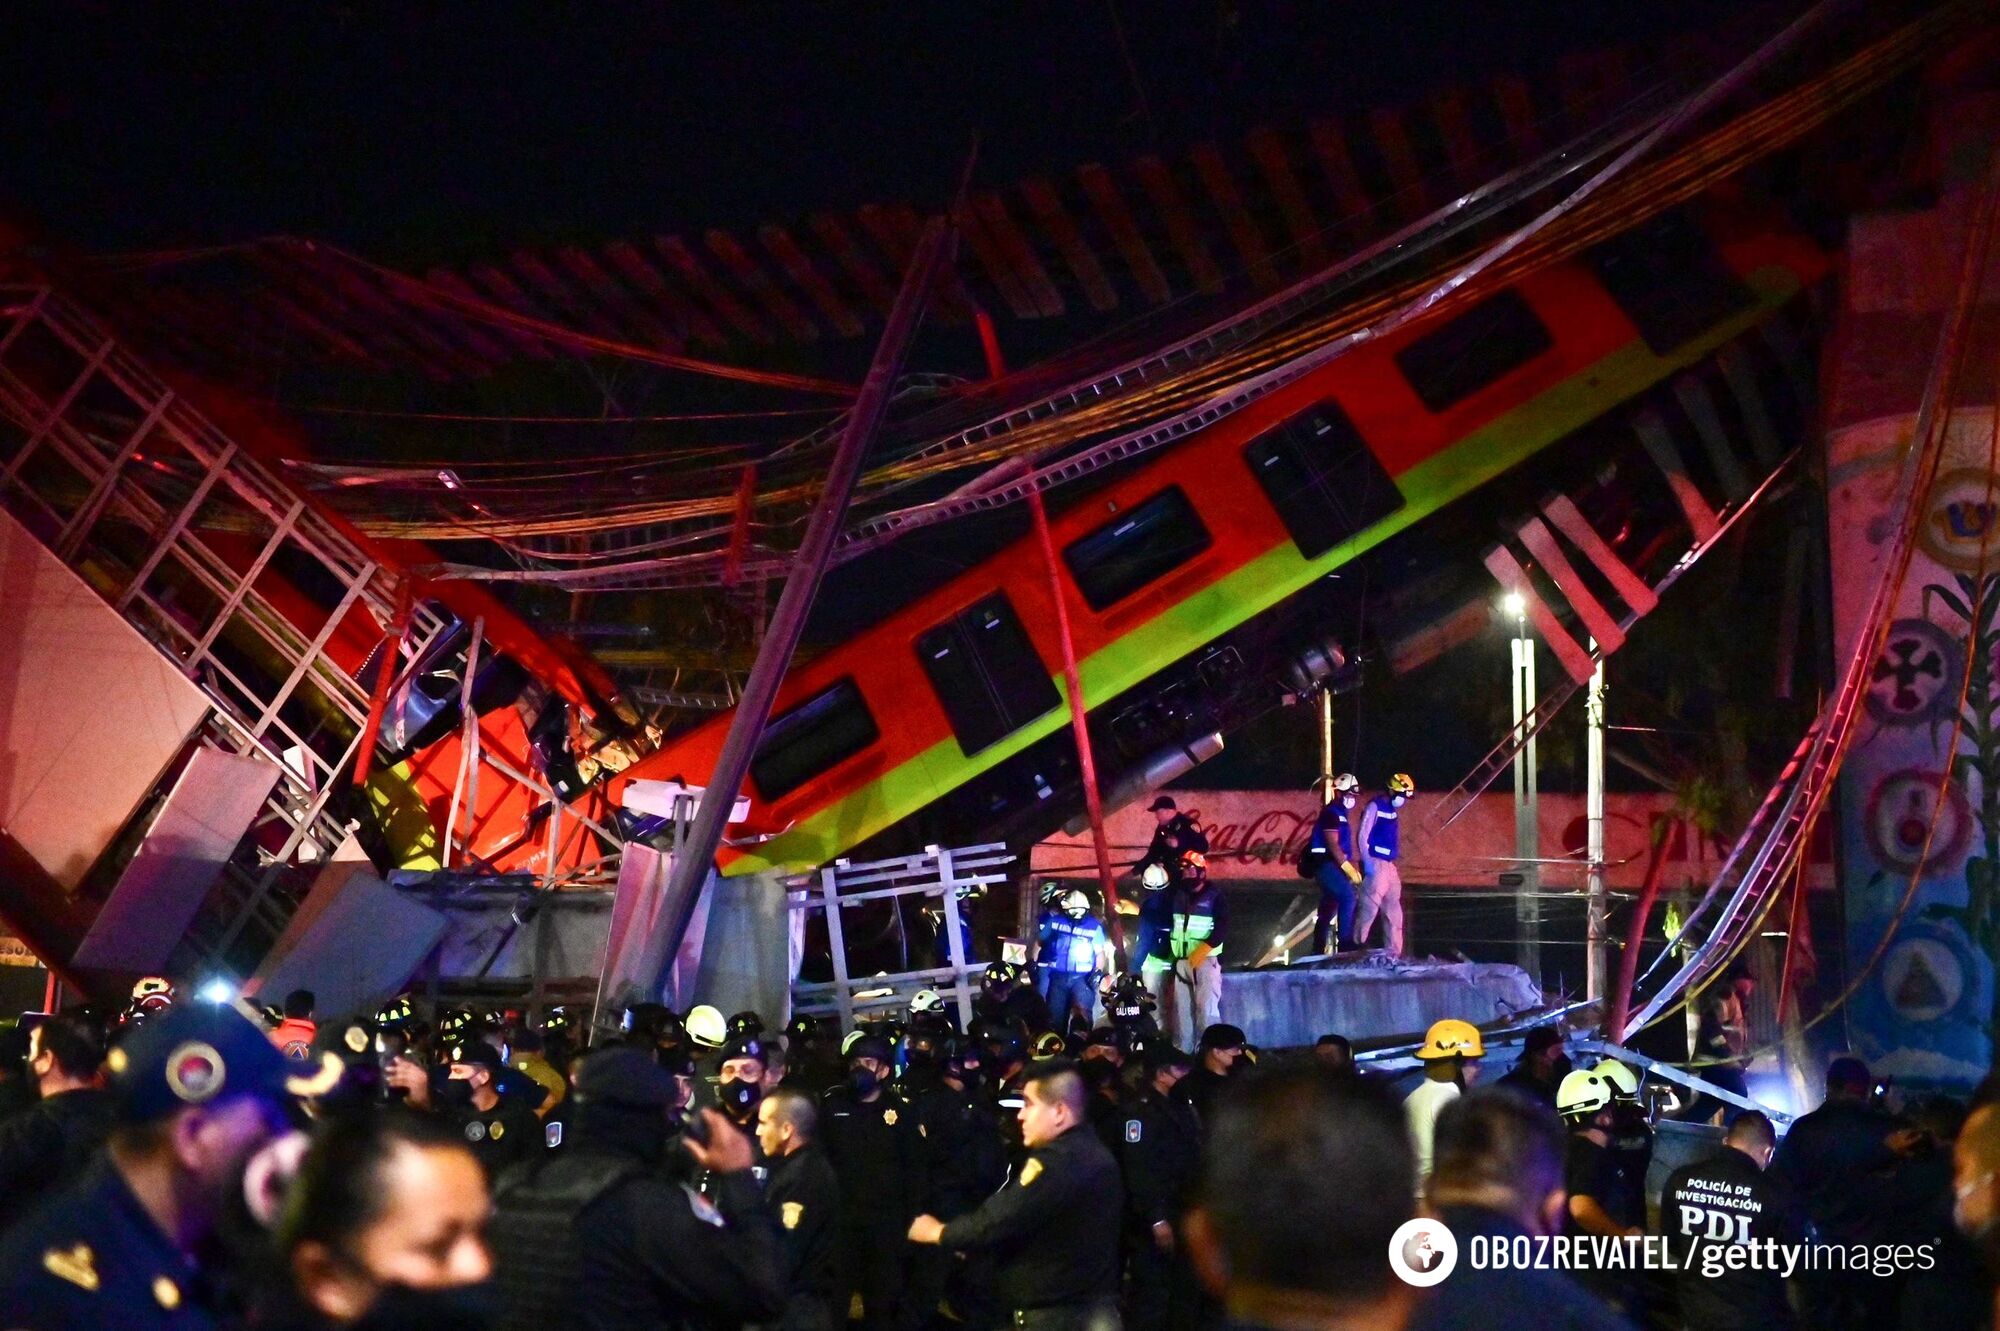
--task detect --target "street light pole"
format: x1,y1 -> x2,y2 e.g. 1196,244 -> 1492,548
1586,646 -> 1607,1004
1506,594 -> 1542,981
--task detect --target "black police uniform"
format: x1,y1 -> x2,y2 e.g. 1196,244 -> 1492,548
1407,1205 -> 1635,1331
1768,1097 -> 1899,1331
820,1083 -> 921,1331
1135,815 -> 1208,879
488,1050 -> 784,1331
0,1086 -> 115,1232
1119,1087 -> 1202,1331
448,1093 -> 542,1179
765,1144 -> 842,1331
936,1122 -> 1123,1328
1661,1145 -> 1797,1331
0,1159 -> 218,1329
907,1074 -> 1009,1330
1171,1065 -> 1229,1128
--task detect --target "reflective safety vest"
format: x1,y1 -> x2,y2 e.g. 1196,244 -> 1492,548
1165,884 -> 1226,961
1038,912 -> 1106,974
1363,796 -> 1401,861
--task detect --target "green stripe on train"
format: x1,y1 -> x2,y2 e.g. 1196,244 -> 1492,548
727,269 -> 1803,875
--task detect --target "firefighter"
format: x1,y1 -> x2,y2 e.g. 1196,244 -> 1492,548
1037,889 -> 1112,1036
1354,773 -> 1413,955
1308,774 -> 1364,955
1405,1018 -> 1483,1182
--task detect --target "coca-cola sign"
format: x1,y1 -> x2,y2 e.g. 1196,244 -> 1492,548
1032,790 -> 1820,890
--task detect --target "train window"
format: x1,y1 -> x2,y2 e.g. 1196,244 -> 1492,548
1243,400 -> 1405,559
916,592 -> 1061,755
1392,289 -> 1554,412
1587,210 -> 1753,356
750,678 -> 880,801
1063,487 -> 1213,612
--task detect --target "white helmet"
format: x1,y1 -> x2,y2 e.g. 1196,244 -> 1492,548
1060,889 -> 1090,919
1140,863 -> 1170,891
1557,1067 -> 1615,1121
910,989 -> 945,1015
1331,772 -> 1359,795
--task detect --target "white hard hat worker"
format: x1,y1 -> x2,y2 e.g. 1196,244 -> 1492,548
684,1004 -> 727,1050
1060,889 -> 1090,920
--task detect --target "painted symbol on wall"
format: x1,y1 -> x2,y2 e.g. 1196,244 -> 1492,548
1881,932 -> 1967,1025
1865,768 -> 1973,873
1920,469 -> 2000,573
1867,620 -> 1962,727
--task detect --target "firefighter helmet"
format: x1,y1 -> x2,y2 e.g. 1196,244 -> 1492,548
1032,1030 -> 1068,1059
1387,773 -> 1416,797
685,1004 -> 727,1049
1331,772 -> 1360,795
1593,1058 -> 1641,1100
1140,863 -> 1170,891
910,989 -> 946,1016
375,994 -> 416,1030
1557,1067 -> 1616,1121
1038,880 -> 1066,906
1060,889 -> 1090,919
727,1010 -> 766,1039
1414,1018 -> 1485,1061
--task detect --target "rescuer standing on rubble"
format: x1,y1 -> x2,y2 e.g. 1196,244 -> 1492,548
1354,774 -> 1413,955
1309,774 -> 1364,955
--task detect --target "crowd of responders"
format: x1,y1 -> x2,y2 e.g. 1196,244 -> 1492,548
1,968 -> 1997,1331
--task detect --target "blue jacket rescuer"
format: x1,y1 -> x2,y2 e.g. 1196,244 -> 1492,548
1037,891 -> 1109,1033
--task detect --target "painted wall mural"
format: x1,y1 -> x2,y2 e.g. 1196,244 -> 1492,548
1830,408 -> 1999,1088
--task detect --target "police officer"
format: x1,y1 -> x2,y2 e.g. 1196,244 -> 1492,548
820,1033 -> 921,1331
1308,774 -> 1364,955
488,1046 -> 785,1331
417,1040 -> 540,1178
1121,1047 -> 1200,1331
0,1002 -> 299,1329
1134,796 -> 1208,883
908,1060 -> 1123,1330
1354,774 -> 1413,955
1175,1024 -> 1245,1126
757,1087 -> 843,1331
1038,890 -> 1112,1036
0,1014 -> 114,1231
716,1035 -> 770,1135
906,1037 -> 1008,1331
1661,1110 -> 1796,1331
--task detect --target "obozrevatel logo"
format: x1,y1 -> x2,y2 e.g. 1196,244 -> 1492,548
1388,1218 -> 1458,1287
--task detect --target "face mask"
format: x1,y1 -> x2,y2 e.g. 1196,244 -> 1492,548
1550,1054 -> 1574,1081
1342,794 -> 1357,808
719,1077 -> 762,1118
848,1066 -> 880,1097
1392,796 -> 1406,807
434,1078 -> 473,1109
358,1279 -> 502,1331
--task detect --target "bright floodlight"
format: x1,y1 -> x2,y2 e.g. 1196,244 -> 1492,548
197,978 -> 235,1004
1501,591 -> 1526,618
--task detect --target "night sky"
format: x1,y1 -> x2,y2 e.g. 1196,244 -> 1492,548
5,1 -> 1750,263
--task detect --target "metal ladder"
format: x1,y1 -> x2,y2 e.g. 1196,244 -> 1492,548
0,283 -> 457,972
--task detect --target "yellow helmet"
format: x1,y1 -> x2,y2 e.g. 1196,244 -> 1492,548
685,1004 -> 727,1049
1387,773 -> 1415,797
1414,1018 -> 1485,1061
1593,1058 -> 1640,1099
1558,1067 -> 1616,1120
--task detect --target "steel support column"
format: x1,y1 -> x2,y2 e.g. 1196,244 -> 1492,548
640,219 -> 954,999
